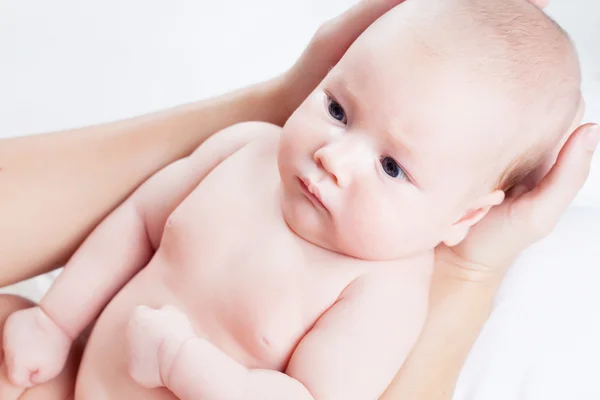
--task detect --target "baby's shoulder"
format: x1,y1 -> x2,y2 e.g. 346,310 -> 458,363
238,121 -> 282,154
213,121 -> 281,152
187,121 -> 281,168
210,122 -> 281,169
233,120 -> 282,139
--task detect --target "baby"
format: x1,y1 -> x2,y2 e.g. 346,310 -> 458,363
1,0 -> 581,399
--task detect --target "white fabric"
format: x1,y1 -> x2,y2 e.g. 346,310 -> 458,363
455,206 -> 600,400
1,1 -> 598,398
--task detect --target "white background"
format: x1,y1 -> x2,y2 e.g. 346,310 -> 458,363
0,0 -> 598,209
1,1 -> 599,399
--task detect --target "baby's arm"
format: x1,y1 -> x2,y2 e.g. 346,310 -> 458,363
41,121 -> 278,338
284,276 -> 428,400
2,121 -> 279,387
130,274 -> 428,400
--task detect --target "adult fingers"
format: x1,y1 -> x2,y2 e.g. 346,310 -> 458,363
529,0 -> 550,8
523,123 -> 599,236
316,0 -> 406,51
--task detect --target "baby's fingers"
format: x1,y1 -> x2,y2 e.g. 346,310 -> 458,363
0,363 -> 26,400
4,355 -> 33,388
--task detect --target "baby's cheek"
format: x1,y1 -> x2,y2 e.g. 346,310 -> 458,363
277,129 -> 297,160
338,202 -> 403,258
365,202 -> 440,257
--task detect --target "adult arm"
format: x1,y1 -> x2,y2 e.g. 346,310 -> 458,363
0,0 -> 408,286
2,122 -> 277,388
0,80 -> 283,286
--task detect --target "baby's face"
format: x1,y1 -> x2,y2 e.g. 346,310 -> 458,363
278,20 -> 517,261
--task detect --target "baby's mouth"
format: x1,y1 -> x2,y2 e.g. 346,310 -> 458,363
298,177 -> 329,213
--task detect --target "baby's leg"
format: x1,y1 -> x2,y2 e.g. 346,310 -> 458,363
0,295 -> 84,400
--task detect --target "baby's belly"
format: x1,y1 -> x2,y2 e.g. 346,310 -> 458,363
74,258 -> 181,400
75,253 -> 337,400
74,139 -> 357,399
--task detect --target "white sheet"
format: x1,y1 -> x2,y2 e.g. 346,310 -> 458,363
1,1 -> 598,398
455,206 -> 600,400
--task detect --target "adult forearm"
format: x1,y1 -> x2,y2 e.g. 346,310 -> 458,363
380,264 -> 504,400
0,78 -> 286,286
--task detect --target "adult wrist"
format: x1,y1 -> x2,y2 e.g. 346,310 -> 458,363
257,74 -> 295,127
435,245 -> 511,285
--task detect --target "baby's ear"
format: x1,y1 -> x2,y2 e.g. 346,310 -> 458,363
441,190 -> 505,247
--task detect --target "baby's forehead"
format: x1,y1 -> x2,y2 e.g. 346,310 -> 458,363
331,51 -> 506,133
332,16 -> 571,142
328,0 -> 578,192
329,55 -> 531,183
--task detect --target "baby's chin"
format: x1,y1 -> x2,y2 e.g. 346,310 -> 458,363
281,207 -> 415,261
280,199 -> 335,249
278,185 -> 422,261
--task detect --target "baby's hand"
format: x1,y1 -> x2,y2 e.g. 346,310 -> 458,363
2,306 -> 72,388
126,305 -> 195,389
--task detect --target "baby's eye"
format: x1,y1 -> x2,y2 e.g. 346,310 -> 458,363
381,156 -> 408,180
326,96 -> 347,124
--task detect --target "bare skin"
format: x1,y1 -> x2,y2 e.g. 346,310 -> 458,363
0,0 -> 409,287
0,0 -> 583,398
0,79 -> 286,287
0,295 -> 85,400
2,118 -> 595,400
2,121 -> 432,399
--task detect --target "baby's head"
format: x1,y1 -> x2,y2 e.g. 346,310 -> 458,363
278,0 -> 581,261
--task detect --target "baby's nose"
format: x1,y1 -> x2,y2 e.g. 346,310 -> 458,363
313,139 -> 370,187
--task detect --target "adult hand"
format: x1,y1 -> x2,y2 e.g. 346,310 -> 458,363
438,122 -> 599,279
381,121 -> 598,400
276,0 -> 550,118
531,0 -> 550,8
278,0 -> 407,116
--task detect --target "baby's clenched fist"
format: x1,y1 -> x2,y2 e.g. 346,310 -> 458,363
2,306 -> 72,388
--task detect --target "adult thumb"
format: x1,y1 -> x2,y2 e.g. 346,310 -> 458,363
525,123 -> 599,235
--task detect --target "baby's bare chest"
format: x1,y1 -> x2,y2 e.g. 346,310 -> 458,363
150,143 -> 360,369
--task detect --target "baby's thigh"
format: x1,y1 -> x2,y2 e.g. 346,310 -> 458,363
0,295 -> 84,400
